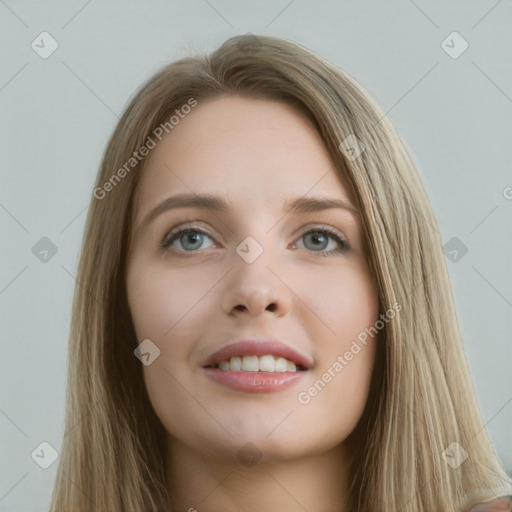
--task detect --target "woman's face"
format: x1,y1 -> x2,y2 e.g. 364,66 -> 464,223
126,96 -> 379,463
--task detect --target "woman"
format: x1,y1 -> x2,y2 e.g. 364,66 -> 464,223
49,34 -> 511,511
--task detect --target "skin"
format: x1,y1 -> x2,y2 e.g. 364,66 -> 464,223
126,96 -> 379,512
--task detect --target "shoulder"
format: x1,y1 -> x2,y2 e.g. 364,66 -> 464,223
466,494 -> 512,511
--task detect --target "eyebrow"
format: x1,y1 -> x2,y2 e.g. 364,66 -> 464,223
141,192 -> 359,227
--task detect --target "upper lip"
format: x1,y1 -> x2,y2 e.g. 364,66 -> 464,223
202,339 -> 314,370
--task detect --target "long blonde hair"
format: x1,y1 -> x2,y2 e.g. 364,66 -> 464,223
49,34 -> 511,511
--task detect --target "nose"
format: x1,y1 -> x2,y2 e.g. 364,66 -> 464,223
221,253 -> 292,318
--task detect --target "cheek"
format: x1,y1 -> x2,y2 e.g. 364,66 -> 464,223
126,260 -> 213,342
322,350 -> 376,444
299,261 -> 379,341
295,262 -> 378,431
297,337 -> 377,444
329,343 -> 376,413
127,261 -> 212,438
126,259 -> 219,433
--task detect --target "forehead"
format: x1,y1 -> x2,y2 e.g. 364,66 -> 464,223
133,96 -> 354,220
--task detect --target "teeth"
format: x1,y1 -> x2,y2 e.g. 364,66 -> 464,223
230,355 -> 242,371
215,354 -> 299,372
259,355 -> 275,372
274,357 -> 287,372
241,355 -> 259,372
218,360 -> 230,371
286,360 -> 296,372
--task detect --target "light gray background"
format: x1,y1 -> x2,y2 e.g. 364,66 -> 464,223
1,1 -> 511,510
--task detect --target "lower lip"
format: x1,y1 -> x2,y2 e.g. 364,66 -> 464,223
202,368 -> 307,393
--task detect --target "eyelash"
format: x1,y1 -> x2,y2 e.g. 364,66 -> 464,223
160,224 -> 350,257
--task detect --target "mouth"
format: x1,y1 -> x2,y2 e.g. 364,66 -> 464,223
201,339 -> 313,393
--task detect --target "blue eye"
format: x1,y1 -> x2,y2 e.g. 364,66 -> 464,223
161,225 -> 350,256
297,227 -> 350,256
161,227 -> 215,252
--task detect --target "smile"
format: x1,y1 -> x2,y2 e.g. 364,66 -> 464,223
201,339 -> 313,393
208,354 -> 307,373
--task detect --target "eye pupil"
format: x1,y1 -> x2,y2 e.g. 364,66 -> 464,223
305,232 -> 328,250
182,232 -> 202,250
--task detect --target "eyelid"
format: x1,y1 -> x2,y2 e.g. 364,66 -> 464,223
294,223 -> 347,240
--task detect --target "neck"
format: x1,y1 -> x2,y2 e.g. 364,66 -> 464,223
165,439 -> 352,512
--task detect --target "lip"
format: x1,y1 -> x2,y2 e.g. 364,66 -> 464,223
201,339 -> 313,394
201,339 -> 314,370
202,368 -> 306,393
